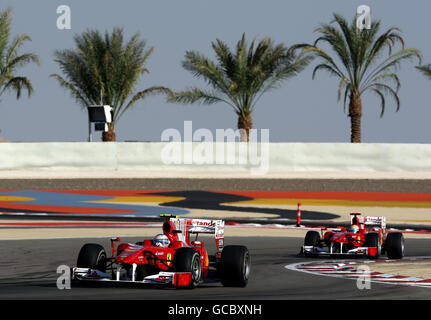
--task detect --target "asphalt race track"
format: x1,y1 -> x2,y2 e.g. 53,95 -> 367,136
1,177 -> 431,303
1,236 -> 431,300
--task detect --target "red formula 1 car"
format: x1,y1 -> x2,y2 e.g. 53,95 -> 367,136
301,213 -> 405,259
71,215 -> 250,288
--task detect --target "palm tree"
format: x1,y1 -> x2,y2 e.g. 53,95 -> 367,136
51,28 -> 172,141
168,33 -> 312,141
0,9 -> 39,104
298,13 -> 421,143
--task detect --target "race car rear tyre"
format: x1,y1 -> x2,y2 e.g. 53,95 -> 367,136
173,248 -> 201,289
76,243 -> 107,272
304,231 -> 320,246
386,232 -> 405,259
364,233 -> 381,259
220,245 -> 250,287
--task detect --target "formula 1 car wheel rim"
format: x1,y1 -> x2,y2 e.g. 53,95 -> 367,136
244,252 -> 250,281
97,251 -> 107,270
191,255 -> 201,283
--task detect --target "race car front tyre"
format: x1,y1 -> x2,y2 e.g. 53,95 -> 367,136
303,231 -> 321,257
304,231 -> 320,246
76,243 -> 107,272
173,248 -> 201,289
364,233 -> 381,259
386,232 -> 405,259
220,245 -> 250,287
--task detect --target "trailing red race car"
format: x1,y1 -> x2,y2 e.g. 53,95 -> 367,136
301,213 -> 405,259
71,215 -> 250,288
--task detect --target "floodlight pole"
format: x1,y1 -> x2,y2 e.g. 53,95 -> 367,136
87,106 -> 92,142
88,119 -> 92,142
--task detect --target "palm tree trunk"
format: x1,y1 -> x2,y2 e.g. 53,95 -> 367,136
348,90 -> 362,143
237,111 -> 253,142
102,123 -> 116,142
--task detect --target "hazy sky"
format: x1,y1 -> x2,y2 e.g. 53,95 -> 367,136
0,0 -> 430,143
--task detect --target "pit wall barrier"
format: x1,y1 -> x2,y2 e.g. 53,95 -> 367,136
0,142 -> 430,176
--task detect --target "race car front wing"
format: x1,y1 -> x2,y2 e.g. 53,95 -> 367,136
71,266 -> 192,287
302,245 -> 378,257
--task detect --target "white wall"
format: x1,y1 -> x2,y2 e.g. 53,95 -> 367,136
0,142 -> 430,175
267,143 -> 431,172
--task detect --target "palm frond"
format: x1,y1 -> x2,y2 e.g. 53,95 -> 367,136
369,87 -> 386,117
361,48 -> 422,90
416,64 -> 431,79
1,76 -> 33,99
169,87 -> 239,113
337,77 -> 351,102
49,73 -> 90,108
117,86 -> 174,120
365,82 -> 400,116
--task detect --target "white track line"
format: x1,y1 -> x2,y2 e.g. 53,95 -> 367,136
285,257 -> 431,288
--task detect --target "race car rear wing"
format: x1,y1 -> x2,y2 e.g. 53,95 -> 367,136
364,216 -> 386,229
350,213 -> 386,230
161,215 -> 225,256
162,215 -> 224,237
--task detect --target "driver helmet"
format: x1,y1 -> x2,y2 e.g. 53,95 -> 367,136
152,234 -> 170,247
350,225 -> 360,233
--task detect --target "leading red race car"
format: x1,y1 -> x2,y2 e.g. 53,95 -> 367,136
301,213 -> 405,259
72,215 -> 250,288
